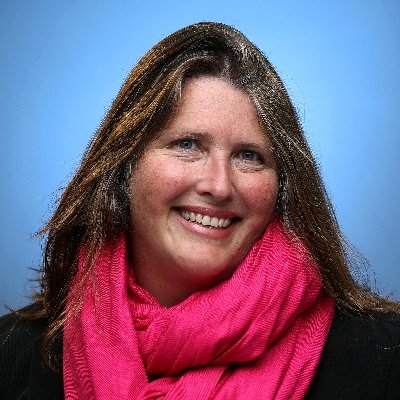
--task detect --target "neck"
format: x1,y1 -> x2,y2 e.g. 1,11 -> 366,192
130,249 -> 232,307
134,267 -> 195,307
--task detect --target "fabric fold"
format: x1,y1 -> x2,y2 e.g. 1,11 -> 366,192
63,219 -> 334,399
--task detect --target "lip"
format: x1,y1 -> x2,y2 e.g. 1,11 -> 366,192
175,205 -> 240,219
173,209 -> 237,240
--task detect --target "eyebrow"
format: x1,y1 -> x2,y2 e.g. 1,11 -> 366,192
162,130 -> 214,141
237,141 -> 272,153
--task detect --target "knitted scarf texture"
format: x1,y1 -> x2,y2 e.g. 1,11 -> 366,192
63,220 -> 334,399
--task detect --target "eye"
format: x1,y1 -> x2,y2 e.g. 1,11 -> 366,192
171,138 -> 200,152
240,150 -> 261,162
178,139 -> 196,150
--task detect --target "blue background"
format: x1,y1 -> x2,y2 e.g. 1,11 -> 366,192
1,0 -> 399,315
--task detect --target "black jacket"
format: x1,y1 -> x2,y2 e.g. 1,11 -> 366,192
1,306 -> 400,399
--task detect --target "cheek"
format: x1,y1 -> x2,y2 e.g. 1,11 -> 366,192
242,173 -> 279,222
130,157 -> 192,213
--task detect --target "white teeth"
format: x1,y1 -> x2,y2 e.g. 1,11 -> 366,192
202,215 -> 211,226
180,210 -> 232,229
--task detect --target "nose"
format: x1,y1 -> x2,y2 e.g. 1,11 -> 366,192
195,156 -> 235,202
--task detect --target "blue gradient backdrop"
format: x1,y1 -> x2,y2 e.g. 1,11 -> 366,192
1,1 -> 399,315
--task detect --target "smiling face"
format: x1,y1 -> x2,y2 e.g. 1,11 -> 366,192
129,76 -> 279,306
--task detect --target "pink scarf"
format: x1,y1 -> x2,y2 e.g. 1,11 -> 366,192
63,220 -> 334,399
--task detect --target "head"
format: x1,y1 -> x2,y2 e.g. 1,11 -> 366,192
128,75 -> 279,305
48,22 -> 319,245
38,22 -> 389,352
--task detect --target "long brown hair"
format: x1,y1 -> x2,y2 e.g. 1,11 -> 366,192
28,22 -> 398,363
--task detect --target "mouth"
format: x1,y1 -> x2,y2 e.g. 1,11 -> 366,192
178,209 -> 237,229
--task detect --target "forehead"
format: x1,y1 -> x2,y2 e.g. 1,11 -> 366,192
178,77 -> 257,118
164,76 -> 267,143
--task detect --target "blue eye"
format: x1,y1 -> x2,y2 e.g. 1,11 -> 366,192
178,139 -> 196,150
241,150 -> 258,161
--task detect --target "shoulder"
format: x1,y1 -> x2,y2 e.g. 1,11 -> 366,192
330,306 -> 400,343
0,304 -> 64,400
323,307 -> 400,357
307,307 -> 400,400
0,304 -> 45,348
0,304 -> 47,359
0,305 -> 41,388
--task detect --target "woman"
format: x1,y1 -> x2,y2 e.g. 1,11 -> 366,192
1,22 -> 399,399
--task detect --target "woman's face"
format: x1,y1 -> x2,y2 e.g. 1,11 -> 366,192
129,76 -> 279,305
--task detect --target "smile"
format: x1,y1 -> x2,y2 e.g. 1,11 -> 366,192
181,210 -> 232,228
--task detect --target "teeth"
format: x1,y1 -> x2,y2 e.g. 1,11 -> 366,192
202,215 -> 211,226
180,210 -> 232,229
